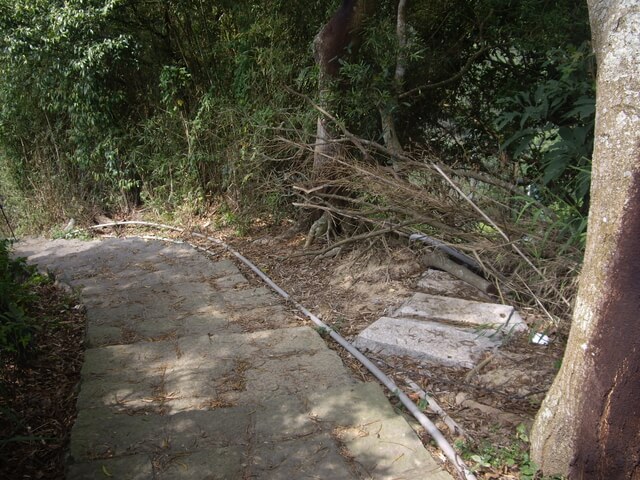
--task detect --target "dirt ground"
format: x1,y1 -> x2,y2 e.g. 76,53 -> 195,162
219,219 -> 568,478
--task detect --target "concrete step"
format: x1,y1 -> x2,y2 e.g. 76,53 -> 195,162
355,316 -> 504,368
355,293 -> 528,368
69,383 -> 451,480
77,326 -> 356,413
417,268 -> 492,301
307,382 -> 452,480
15,238 -> 453,479
394,292 -> 527,334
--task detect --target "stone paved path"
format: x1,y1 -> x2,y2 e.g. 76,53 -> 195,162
15,237 -> 452,480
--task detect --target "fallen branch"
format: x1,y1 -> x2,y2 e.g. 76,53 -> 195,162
292,184 -> 334,194
404,377 -> 468,438
464,354 -> 496,383
409,233 -> 479,270
399,46 -> 490,99
290,220 -> 415,258
445,166 -> 522,196
422,250 -> 497,295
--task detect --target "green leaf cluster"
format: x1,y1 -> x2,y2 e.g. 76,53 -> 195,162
496,43 -> 594,210
456,424 -> 557,480
0,0 -> 328,220
0,240 -> 39,361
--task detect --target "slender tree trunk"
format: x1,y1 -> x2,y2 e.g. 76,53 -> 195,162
530,1 -> 640,478
313,0 -> 372,172
303,1 -> 374,239
379,0 -> 408,160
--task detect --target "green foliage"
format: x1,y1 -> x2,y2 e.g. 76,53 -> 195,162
496,43 -> 595,210
50,227 -> 92,241
0,240 -> 39,361
0,0 -> 326,223
0,0 -> 594,269
314,326 -> 331,339
456,424 -> 542,479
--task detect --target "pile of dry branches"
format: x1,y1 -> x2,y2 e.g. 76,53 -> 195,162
282,133 -> 581,325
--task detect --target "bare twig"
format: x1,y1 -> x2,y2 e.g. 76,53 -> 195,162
403,377 -> 468,438
292,184 -> 334,194
464,354 -> 496,383
445,166 -> 522,195
289,220 -> 415,258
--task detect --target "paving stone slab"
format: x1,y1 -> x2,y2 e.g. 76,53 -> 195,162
171,326 -> 327,363
70,408 -> 166,460
307,382 -> 397,425
226,304 -> 294,330
81,341 -> 180,378
180,313 -> 242,337
70,406 -> 254,463
252,433 -> 359,480
77,359 -> 237,413
307,383 -> 450,479
165,408 -> 253,450
85,323 -> 124,347
85,300 -> 178,325
354,316 -> 502,368
394,292 -> 527,333
155,446 -> 246,480
235,350 -> 355,404
254,397 -> 319,442
110,277 -> 179,296
221,286 -> 282,310
80,328 -> 348,411
417,268 -> 492,301
169,280 -> 222,301
209,272 -> 249,290
76,375 -> 167,411
67,454 -> 154,480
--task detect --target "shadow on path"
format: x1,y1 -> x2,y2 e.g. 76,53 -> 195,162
15,237 -> 452,480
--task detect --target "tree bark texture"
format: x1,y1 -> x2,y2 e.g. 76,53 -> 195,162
530,1 -> 640,478
379,0 -> 408,160
313,0 -> 372,171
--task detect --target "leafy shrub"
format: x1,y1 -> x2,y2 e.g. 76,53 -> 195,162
496,42 -> 595,211
0,240 -> 38,362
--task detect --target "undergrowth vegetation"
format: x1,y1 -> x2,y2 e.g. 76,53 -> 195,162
0,0 -> 592,323
0,240 -> 86,478
0,240 -> 42,362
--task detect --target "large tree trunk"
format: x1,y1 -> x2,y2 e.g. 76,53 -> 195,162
530,1 -> 640,478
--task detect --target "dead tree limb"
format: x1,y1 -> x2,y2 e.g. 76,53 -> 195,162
403,376 -> 468,438
422,250 -> 497,295
290,220 -> 415,258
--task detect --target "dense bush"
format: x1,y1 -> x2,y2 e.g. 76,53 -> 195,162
0,240 -> 38,363
0,0 -> 592,255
